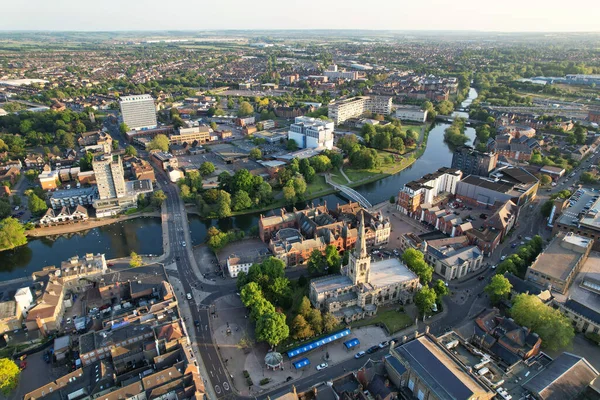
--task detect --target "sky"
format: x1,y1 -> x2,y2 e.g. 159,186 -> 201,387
2,0 -> 600,32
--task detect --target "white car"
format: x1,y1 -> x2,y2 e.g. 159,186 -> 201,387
182,241 -> 187,247
316,363 -> 328,371
500,255 -> 506,261
186,293 -> 192,300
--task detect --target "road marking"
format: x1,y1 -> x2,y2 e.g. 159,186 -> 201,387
215,385 -> 221,394
210,370 -> 214,377
223,382 -> 230,391
208,353 -> 212,360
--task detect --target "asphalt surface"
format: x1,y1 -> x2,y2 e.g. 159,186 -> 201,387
156,170 -> 237,399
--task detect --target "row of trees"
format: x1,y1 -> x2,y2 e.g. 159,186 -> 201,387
291,297 -> 339,340
206,226 -> 245,252
496,235 -> 544,278
238,258 -> 291,347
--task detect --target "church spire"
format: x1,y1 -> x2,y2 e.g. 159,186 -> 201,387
356,211 -> 367,258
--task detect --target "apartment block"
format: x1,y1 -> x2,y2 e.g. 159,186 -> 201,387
328,96 -> 392,125
92,154 -> 126,200
397,167 -> 463,217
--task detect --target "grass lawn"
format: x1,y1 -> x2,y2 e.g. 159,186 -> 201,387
330,173 -> 349,185
305,175 -> 330,195
400,123 -> 423,135
351,309 -> 413,334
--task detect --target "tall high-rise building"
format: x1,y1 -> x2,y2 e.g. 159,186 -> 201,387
93,154 -> 126,200
119,94 -> 157,131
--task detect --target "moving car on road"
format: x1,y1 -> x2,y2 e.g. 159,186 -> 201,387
186,293 -> 192,300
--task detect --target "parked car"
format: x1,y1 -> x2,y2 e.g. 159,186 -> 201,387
478,276 -> 485,281
367,346 -> 379,354
355,351 -> 366,359
316,363 -> 328,371
186,293 -> 192,300
378,341 -> 389,348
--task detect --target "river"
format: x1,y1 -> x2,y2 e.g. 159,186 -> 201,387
0,89 -> 478,281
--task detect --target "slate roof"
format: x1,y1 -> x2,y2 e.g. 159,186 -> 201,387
564,299 -> 600,324
524,353 -> 599,400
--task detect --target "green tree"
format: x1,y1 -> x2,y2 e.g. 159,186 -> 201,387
297,296 -> 312,318
119,123 -> 129,134
511,294 -> 575,350
432,279 -> 449,300
306,308 -> 323,334
256,181 -> 273,205
539,174 -> 552,186
415,286 -> 438,316
25,169 -> 38,182
436,100 -> 454,115
241,282 -> 263,308
0,358 -> 20,395
250,297 -> 276,321
324,245 -> 341,274
125,145 -> 137,157
256,312 -> 289,347
291,315 -> 314,340
286,139 -> 298,151
147,134 -> 170,152
199,161 -> 216,176
283,186 -> 296,203
485,275 -> 513,304
130,251 -> 143,267
293,175 -> 307,197
210,122 -> 218,131
152,190 -> 167,207
322,312 -> 339,333
307,249 -> 325,274
216,191 -> 232,218
0,218 -> 27,251
238,101 -> 254,117
249,148 -> 262,160
580,172 -> 596,184
28,193 -> 47,216
232,190 -> 253,211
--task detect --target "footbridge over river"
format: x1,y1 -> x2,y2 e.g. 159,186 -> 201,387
325,174 -> 372,209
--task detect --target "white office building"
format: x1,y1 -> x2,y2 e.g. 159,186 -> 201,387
328,96 -> 392,125
323,65 -> 359,80
395,106 -> 428,123
288,116 -> 334,150
119,94 -> 157,131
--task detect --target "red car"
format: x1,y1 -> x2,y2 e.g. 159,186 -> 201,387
20,361 -> 27,370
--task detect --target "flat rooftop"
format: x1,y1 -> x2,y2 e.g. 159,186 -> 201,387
368,257 -> 418,288
554,252 -> 600,312
529,233 -> 591,281
50,186 -> 97,199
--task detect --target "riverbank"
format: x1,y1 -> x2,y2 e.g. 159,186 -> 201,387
26,211 -> 161,237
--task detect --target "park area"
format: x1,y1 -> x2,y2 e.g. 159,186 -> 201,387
351,308 -> 414,334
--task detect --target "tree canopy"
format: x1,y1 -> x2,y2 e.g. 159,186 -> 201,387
485,275 -> 512,304
0,218 -> 27,251
510,294 -> 574,351
147,134 -> 170,152
0,358 -> 20,395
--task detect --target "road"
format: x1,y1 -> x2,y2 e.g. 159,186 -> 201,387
155,170 -> 237,399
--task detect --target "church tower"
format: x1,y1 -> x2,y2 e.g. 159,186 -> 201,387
348,211 -> 371,285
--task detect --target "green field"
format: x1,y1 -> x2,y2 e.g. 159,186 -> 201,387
351,309 -> 413,334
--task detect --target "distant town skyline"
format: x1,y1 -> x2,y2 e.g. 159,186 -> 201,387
2,0 -> 600,32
